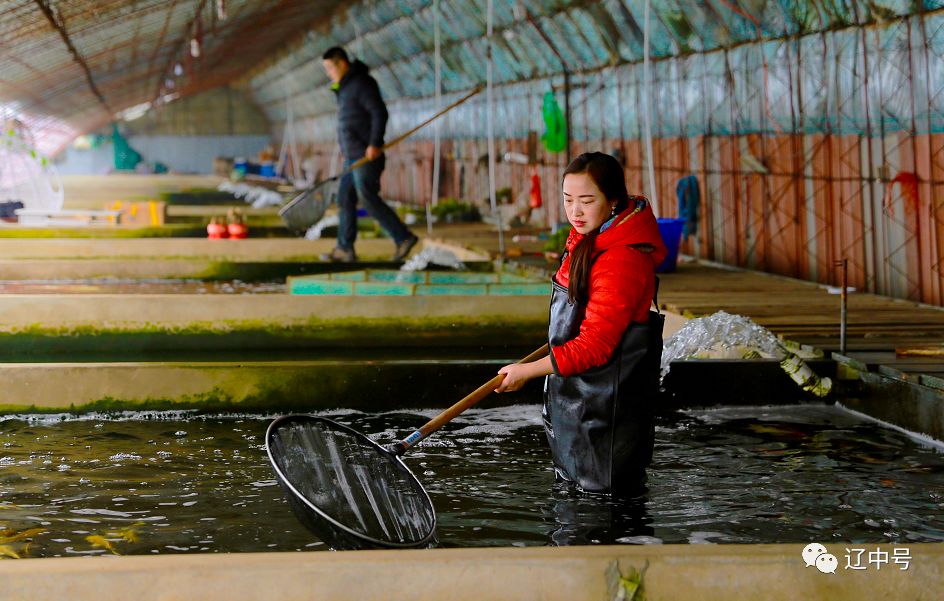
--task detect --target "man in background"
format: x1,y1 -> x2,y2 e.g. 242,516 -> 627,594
321,47 -> 418,262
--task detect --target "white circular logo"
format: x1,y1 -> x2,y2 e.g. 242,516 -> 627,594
801,542 -> 828,568
816,553 -> 838,574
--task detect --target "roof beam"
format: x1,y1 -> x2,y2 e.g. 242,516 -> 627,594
33,0 -> 113,115
152,0 -> 209,104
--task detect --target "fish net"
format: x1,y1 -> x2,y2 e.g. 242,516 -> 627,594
266,415 -> 436,550
278,177 -> 339,235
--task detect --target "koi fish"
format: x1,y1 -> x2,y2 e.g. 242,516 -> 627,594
0,527 -> 46,544
105,524 -> 141,543
86,535 -> 120,555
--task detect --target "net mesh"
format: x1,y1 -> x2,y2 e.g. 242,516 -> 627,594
268,417 -> 435,547
278,177 -> 339,235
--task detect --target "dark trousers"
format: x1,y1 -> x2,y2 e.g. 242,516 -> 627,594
336,156 -> 412,251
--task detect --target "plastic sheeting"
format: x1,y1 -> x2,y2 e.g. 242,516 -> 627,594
254,8 -> 944,148
252,1 -> 944,142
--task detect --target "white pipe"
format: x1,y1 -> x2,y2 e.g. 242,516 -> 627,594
427,0 -> 442,236
642,0 -> 659,217
486,0 -> 505,258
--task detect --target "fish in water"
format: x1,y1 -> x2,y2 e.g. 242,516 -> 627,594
0,527 -> 46,544
747,424 -> 808,439
86,535 -> 120,555
0,544 -> 20,559
105,523 -> 142,543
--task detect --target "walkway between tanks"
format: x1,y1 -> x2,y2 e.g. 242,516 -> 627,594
1,544 -> 940,601
428,222 -> 944,352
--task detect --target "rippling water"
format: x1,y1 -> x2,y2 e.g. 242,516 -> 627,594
0,404 -> 941,556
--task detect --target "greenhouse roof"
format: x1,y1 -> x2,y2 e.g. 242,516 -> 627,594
1,0 -> 940,154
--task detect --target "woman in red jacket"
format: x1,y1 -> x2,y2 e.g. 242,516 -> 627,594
496,152 -> 667,495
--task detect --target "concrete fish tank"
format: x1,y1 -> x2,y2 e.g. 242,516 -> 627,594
288,270 -> 550,296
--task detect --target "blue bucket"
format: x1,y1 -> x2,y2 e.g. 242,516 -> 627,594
656,218 -> 686,273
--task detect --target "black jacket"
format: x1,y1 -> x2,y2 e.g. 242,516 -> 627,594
333,60 -> 388,160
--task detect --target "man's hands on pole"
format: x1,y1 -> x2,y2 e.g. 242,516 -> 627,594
365,145 -> 382,161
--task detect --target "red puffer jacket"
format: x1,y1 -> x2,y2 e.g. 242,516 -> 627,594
551,200 -> 667,377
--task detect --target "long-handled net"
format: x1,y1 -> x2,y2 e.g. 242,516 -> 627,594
266,415 -> 436,549
267,345 -> 548,550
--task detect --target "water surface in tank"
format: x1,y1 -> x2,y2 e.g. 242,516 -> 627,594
0,404 -> 941,556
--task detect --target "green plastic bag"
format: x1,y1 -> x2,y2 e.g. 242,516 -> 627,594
112,123 -> 142,171
540,91 -> 567,153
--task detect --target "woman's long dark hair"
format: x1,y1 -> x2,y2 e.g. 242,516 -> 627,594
563,152 -> 630,305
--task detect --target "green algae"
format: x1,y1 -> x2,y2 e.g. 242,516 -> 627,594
0,225 -> 206,239
0,358 -> 538,415
0,314 -> 547,356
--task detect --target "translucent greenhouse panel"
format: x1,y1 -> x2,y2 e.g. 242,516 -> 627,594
656,0 -> 706,53
675,1 -> 726,52
368,64 -> 396,98
489,0 -> 518,30
925,13 -> 944,132
617,0 -> 676,58
727,44 -> 766,133
456,41 -> 486,86
499,33 -> 540,80
568,77 -> 588,142
568,7 -> 618,67
384,19 -> 424,57
797,34 -> 830,134
866,0 -> 922,19
585,2 -> 627,52
617,64 -> 641,140
444,0 -> 485,39
754,0 -> 795,38
602,78 -> 622,141
601,0 -> 644,61
552,11 -> 605,68
386,64 -> 415,98
513,27 -> 559,78
701,52 -> 734,135
873,19 -> 920,133
762,40 -> 798,134
490,38 -> 523,84
363,0 -> 405,27
581,74 -> 604,142
772,0 -> 825,32
694,0 -> 756,48
859,32 -> 889,135
676,54 -> 706,138
438,48 -> 473,92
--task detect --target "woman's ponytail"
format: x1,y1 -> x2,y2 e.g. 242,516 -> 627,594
567,229 -> 597,305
